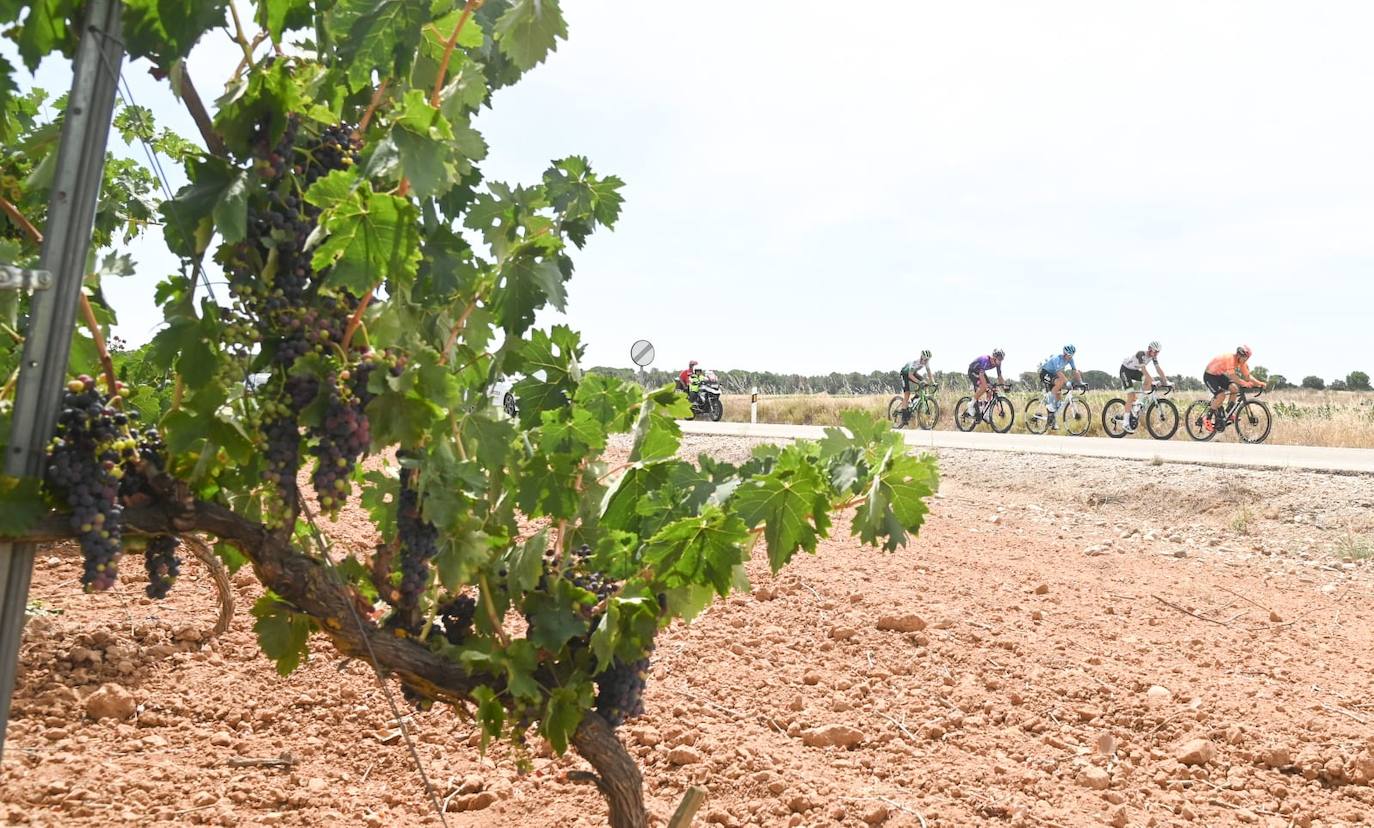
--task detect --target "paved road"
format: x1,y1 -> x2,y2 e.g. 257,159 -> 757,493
679,420 -> 1374,474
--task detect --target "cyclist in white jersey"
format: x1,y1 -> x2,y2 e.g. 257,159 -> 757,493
1119,341 -> 1167,432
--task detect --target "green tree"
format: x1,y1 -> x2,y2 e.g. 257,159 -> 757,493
1346,371 -> 1371,391
0,4 -> 937,826
1267,374 -> 1293,390
1081,370 -> 1114,390
1332,379 -> 1349,391
1302,376 -> 1326,390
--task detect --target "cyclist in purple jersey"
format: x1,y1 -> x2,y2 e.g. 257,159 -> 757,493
966,349 -> 1006,417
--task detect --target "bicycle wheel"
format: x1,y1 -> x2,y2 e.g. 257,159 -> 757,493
1063,398 -> 1091,436
1184,400 -> 1217,442
953,397 -> 977,432
916,396 -> 940,430
1024,398 -> 1050,435
1145,398 -> 1180,441
887,396 -> 907,429
1101,399 -> 1128,438
990,396 -> 1016,433
1234,399 -> 1273,444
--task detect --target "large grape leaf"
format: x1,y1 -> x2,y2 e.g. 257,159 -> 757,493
327,0 -> 430,92
123,0 -> 227,65
492,255 -> 566,336
13,0 -> 80,69
492,0 -> 567,71
542,682 -> 591,755
543,155 -> 625,247
306,171 -> 422,294
511,325 -> 582,427
853,450 -> 939,552
642,507 -> 750,596
730,452 -> 832,572
0,475 -> 45,537
255,0 -> 314,43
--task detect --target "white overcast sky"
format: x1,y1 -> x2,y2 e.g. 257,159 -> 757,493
14,1 -> 1374,382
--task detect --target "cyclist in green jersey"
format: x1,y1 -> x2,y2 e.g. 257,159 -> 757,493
899,351 -> 934,410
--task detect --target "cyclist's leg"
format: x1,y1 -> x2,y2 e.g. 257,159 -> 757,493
1203,372 -> 1228,421
1052,371 -> 1067,402
900,371 -> 911,407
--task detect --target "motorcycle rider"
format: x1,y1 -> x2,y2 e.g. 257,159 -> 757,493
678,360 -> 701,405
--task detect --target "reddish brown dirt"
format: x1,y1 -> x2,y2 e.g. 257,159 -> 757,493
3,435 -> 1373,827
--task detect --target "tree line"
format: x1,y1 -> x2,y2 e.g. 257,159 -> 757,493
588,366 -> 1373,395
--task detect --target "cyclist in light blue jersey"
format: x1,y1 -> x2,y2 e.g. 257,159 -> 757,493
1037,345 -> 1083,430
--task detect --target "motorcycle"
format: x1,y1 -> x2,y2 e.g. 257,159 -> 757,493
678,369 -> 724,421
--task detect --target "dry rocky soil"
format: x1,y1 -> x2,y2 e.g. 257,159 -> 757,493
3,434 -> 1374,827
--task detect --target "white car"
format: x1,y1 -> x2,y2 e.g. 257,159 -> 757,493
490,377 -> 519,419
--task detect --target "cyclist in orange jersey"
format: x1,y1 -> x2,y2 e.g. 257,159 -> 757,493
1202,345 -> 1263,432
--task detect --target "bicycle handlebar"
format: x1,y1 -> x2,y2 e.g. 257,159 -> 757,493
1242,384 -> 1267,396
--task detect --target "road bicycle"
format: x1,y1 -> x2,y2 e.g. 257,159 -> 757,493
1101,383 -> 1179,440
887,382 -> 941,430
954,382 -> 1016,433
1025,381 -> 1091,436
1184,384 -> 1272,443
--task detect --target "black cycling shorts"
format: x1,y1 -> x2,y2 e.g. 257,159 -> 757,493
898,371 -> 913,393
1120,366 -> 1143,389
1203,372 -> 1232,395
966,361 -> 984,389
1038,369 -> 1056,390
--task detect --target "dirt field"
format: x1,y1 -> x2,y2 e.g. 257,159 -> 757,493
3,435 -> 1373,827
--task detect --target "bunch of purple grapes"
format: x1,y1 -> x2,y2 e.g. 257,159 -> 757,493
437,593 -> 477,645
593,652 -> 653,727
44,377 -> 132,591
395,466 -> 439,609
309,376 -> 370,513
143,535 -> 181,599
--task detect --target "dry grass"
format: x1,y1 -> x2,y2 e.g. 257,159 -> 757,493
720,389 -> 1374,448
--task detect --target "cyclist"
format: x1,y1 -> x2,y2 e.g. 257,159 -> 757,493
1038,345 -> 1082,430
1203,345 -> 1264,432
967,349 -> 1006,420
1119,341 -> 1167,433
898,350 -> 934,413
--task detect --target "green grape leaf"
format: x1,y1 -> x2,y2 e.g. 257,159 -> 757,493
537,407 -> 606,457
255,0 -> 314,43
504,528 -> 547,597
361,469 -> 400,543
600,463 -> 672,537
511,325 -> 582,427
573,373 -> 638,432
328,0 -> 430,92
212,541 -> 247,575
160,158 -> 243,257
213,61 -> 303,156
523,581 -> 590,654
642,507 -> 750,596
492,0 -> 567,71
251,595 -> 315,676
307,171 -> 422,295
543,155 -> 625,247
211,168 -> 250,244
541,682 -> 590,755
492,255 -> 566,337
13,0 -> 80,69
146,315 -> 218,388
470,685 -> 504,749
730,452 -> 832,572
853,450 -> 939,552
122,0 -> 227,66
0,475 -> 45,537
434,529 -> 494,591
627,389 -> 690,463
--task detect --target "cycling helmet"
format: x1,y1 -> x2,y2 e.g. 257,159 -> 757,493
689,360 -> 699,368
920,349 -> 932,360
1148,340 -> 1161,352
1063,344 -> 1076,355
1236,344 -> 1252,358
992,348 -> 1005,359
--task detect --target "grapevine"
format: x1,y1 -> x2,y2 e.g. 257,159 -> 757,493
0,3 -> 938,827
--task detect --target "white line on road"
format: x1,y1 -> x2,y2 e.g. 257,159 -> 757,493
679,421 -> 1374,475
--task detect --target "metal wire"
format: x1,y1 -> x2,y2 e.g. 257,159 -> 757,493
87,31 -> 450,825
